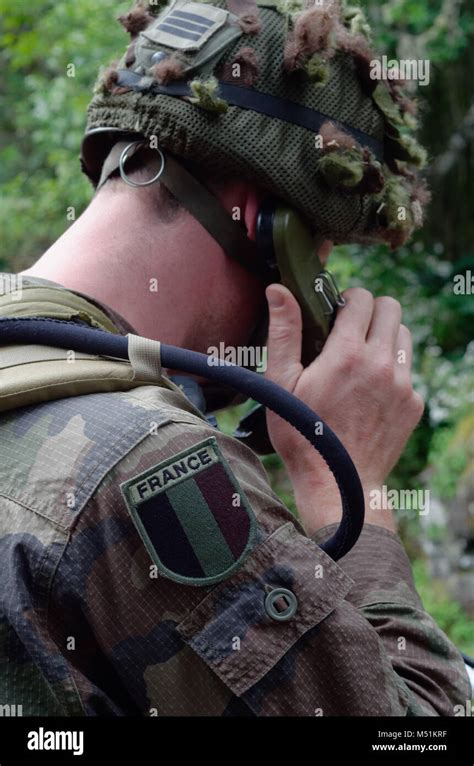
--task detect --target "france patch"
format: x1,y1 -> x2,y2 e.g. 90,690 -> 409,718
143,2 -> 229,51
120,437 -> 257,586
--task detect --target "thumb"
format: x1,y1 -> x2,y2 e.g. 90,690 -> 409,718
265,284 -> 303,392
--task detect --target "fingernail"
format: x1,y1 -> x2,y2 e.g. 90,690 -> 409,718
266,288 -> 284,308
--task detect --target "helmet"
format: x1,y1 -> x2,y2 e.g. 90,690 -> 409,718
80,0 -> 429,256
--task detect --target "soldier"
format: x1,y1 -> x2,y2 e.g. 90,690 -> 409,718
0,0 -> 470,716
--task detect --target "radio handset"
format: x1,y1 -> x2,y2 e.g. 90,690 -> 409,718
267,203 -> 345,366
234,202 -> 345,453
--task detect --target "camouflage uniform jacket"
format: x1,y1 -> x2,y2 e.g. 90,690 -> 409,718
0,276 -> 470,716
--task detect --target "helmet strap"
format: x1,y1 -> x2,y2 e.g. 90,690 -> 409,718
96,140 -> 275,283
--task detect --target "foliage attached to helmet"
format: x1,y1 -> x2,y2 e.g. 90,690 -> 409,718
80,0 -> 430,250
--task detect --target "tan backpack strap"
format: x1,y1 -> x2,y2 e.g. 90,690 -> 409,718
128,334 -> 162,383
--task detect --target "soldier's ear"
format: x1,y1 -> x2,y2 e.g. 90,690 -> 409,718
318,240 -> 334,266
205,178 -> 265,244
242,184 -> 266,243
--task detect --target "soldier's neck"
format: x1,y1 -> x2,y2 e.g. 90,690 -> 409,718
20,188 -> 263,355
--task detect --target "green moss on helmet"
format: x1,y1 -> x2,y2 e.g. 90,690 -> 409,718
317,150 -> 365,190
402,111 -> 419,131
189,77 -> 228,114
276,0 -> 305,15
305,54 -> 331,85
372,82 -> 405,127
341,3 -> 372,40
396,133 -> 428,168
375,175 -> 416,248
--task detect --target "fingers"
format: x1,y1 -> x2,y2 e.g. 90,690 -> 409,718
265,284 -> 303,391
323,287 -> 374,353
394,324 -> 413,380
329,291 -> 402,353
367,296 -> 402,352
321,290 -> 414,385
266,282 -> 417,416
394,323 -> 424,421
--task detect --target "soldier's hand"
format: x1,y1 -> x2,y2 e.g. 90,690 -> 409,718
264,284 -> 424,534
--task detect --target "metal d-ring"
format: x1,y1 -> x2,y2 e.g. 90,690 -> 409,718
324,270 -> 346,307
119,140 -> 166,188
315,270 -> 347,315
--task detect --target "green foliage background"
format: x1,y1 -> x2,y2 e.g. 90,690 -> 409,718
1,0 -> 473,655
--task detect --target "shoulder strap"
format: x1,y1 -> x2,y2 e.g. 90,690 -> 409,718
0,330 -> 204,418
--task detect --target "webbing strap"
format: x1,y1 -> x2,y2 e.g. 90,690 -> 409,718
0,344 -> 92,370
96,140 -> 274,282
159,154 -> 271,279
128,333 -> 163,382
96,140 -> 137,192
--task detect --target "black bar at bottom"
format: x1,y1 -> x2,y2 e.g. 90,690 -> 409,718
0,715 -> 471,764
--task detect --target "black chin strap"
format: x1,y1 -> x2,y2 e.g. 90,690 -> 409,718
96,140 -> 275,283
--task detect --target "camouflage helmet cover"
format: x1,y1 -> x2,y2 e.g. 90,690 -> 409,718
81,0 -> 429,249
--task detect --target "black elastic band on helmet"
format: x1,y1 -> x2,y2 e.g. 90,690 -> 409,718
115,69 -> 384,162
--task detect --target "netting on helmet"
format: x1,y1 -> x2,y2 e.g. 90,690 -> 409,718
82,0 -> 429,248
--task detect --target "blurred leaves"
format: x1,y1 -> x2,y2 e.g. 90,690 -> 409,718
0,0 -> 130,264
413,559 -> 474,656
